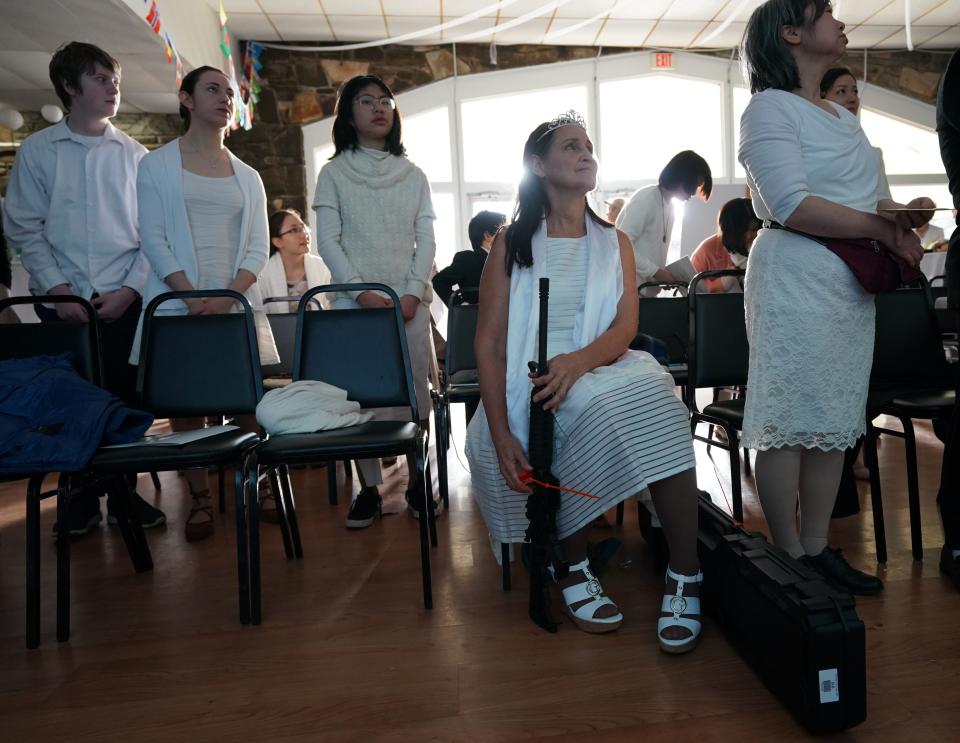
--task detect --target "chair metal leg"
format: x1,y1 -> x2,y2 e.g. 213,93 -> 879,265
25,474 -> 43,649
726,427 -> 744,524
615,502 -> 624,525
501,544 -> 511,591
417,457 -> 433,609
327,460 -> 338,505
269,466 -> 294,560
108,474 -> 153,573
436,398 -> 450,511
280,465 -> 303,559
901,417 -> 924,561
149,471 -> 162,490
55,474 -> 71,643
236,456 -> 253,626
218,465 -> 226,513
425,456 -> 438,548
865,420 -> 887,564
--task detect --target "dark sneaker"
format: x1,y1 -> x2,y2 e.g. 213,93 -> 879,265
939,544 -> 960,591
405,484 -> 443,520
52,495 -> 102,539
346,487 -> 382,529
800,546 -> 884,596
106,493 -> 166,529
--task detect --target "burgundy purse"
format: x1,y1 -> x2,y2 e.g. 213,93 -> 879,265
765,222 -> 921,293
823,236 -> 922,293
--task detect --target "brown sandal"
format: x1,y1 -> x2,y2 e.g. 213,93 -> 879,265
185,489 -> 214,542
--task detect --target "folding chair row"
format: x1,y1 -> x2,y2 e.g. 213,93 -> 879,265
0,283 -> 436,647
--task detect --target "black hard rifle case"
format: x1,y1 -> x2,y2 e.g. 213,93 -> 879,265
698,494 -> 867,733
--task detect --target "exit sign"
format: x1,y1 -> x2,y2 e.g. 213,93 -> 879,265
652,52 -> 674,69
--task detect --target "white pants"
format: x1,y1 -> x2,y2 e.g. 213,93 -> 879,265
332,298 -> 431,489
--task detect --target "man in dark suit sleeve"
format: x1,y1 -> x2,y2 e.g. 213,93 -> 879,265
432,210 -> 505,306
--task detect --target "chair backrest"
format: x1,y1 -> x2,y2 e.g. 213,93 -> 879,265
687,269 -> 749,405
638,295 -> 689,366
445,291 -> 479,378
0,295 -> 102,384
872,281 -> 951,389
138,290 -> 264,417
293,283 -> 419,419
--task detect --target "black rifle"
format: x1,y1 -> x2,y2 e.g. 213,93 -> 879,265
524,278 -> 568,632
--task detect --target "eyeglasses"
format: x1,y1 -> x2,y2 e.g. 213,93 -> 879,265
279,225 -> 311,237
355,95 -> 396,110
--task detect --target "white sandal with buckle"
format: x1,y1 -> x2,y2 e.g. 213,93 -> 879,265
658,566 -> 703,654
555,558 -> 623,634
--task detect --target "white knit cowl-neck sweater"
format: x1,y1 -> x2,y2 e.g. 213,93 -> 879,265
313,146 -> 436,303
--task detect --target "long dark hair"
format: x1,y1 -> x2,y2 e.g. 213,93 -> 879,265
331,75 -> 405,157
268,208 -> 302,255
504,122 -> 607,274
178,65 -> 226,133
742,0 -> 832,94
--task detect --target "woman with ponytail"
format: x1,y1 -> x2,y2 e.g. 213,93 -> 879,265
466,113 -> 703,650
134,65 -> 277,541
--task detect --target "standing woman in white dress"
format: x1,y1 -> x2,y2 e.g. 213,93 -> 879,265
135,66 -> 277,541
739,0 -> 931,590
467,113 -> 703,652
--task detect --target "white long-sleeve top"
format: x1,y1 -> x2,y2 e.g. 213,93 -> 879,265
2,119 -> 148,297
312,146 -> 435,303
614,183 -> 675,287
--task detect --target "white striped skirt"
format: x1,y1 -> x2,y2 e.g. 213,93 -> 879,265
465,355 -> 695,545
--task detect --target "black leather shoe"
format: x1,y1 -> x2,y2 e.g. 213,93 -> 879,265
939,544 -> 960,591
801,546 -> 884,596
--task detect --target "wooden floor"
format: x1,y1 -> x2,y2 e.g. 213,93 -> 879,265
1,408 -> 958,742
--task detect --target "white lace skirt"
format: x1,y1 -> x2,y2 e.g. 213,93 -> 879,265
742,229 -> 875,451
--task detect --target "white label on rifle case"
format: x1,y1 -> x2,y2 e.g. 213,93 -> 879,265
818,669 -> 840,703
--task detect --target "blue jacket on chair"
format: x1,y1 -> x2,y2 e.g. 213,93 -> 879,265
0,354 -> 154,475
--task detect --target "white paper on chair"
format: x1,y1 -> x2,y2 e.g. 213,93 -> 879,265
100,424 -> 239,448
665,256 -> 697,284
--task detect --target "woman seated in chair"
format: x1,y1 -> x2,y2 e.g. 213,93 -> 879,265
466,113 -> 703,652
259,209 -> 331,313
690,197 -> 759,293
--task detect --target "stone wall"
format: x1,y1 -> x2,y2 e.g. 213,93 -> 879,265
227,43 -> 951,217
0,111 -> 181,197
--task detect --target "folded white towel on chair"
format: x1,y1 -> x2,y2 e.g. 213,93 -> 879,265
256,380 -> 373,434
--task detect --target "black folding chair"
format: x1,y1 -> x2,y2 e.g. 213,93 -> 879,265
85,290 -> 263,628
0,295 -> 149,648
686,269 -> 750,523
432,290 -> 479,510
249,283 -> 436,622
635,279 -> 690,386
864,279 -> 955,563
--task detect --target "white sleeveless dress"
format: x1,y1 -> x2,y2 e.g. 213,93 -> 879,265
466,234 -> 695,545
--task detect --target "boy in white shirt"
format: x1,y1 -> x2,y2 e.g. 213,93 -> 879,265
3,42 -> 165,536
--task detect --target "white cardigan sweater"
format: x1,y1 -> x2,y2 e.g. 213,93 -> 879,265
312,146 -> 435,303
132,138 -> 277,364
258,252 -> 332,312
